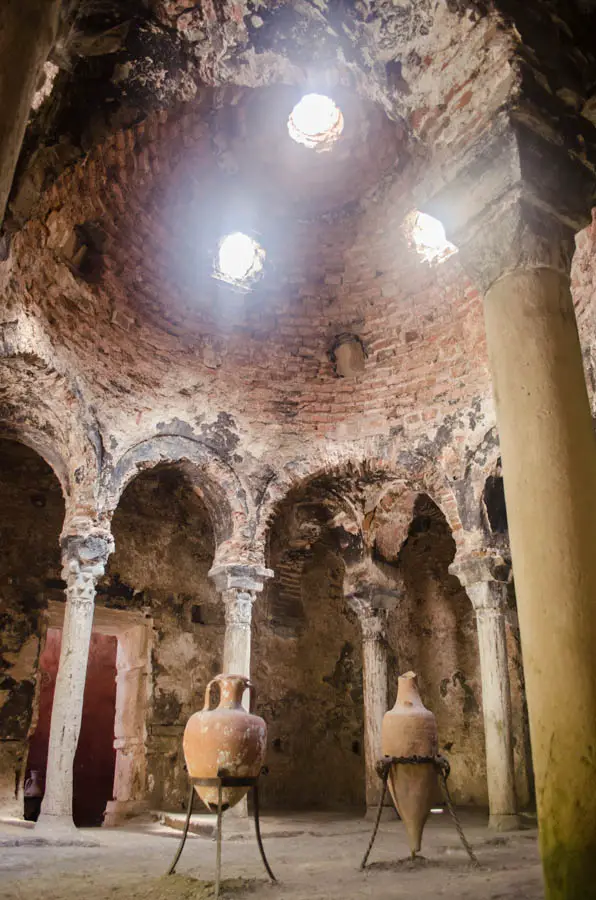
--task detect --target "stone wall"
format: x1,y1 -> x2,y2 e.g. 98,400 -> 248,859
0,81 -> 495,480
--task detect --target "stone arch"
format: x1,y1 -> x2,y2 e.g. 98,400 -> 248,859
253,446 -> 464,561
251,464 -> 366,813
0,317 -> 103,505
102,434 -> 251,562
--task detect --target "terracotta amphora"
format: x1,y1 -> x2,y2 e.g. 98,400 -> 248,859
381,671 -> 438,855
183,674 -> 267,812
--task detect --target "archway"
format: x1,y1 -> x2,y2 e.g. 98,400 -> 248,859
383,493 -> 486,806
101,462 -> 224,815
0,439 -> 64,818
252,482 -> 366,813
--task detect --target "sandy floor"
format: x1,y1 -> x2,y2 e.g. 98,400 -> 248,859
0,811 -> 543,900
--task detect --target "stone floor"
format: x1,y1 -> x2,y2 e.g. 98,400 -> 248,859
0,810 -> 543,900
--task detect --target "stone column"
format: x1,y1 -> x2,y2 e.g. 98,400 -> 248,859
221,590 -> 254,678
37,531 -> 113,831
0,0 -> 61,224
358,608 -> 389,811
464,575 -> 519,831
209,563 -> 272,819
345,579 -> 401,816
429,142 -> 596,894
481,257 -> 596,879
209,564 -> 273,702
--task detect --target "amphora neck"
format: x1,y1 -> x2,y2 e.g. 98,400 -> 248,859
395,671 -> 424,708
215,674 -> 249,709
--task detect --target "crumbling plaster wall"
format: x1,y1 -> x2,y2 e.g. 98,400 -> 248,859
0,440 -> 64,814
249,477 -> 529,813
4,0 -> 596,507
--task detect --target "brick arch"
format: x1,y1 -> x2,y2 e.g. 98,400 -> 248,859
101,434 -> 251,561
0,358 -> 101,504
253,445 -> 464,559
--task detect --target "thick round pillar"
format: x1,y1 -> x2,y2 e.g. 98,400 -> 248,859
360,612 -> 389,810
37,533 -> 113,832
467,580 -> 519,831
484,266 -> 596,896
0,0 -> 60,223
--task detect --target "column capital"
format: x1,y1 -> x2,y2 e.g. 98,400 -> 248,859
424,124 -> 595,292
61,530 -> 114,594
449,552 -> 511,588
209,563 -> 273,593
345,596 -> 389,642
466,580 -> 507,614
222,589 -> 255,628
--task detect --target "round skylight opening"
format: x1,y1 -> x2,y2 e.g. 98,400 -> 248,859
214,232 -> 265,288
404,211 -> 458,266
288,93 -> 344,152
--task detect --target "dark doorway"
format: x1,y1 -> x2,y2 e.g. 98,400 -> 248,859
26,628 -> 118,826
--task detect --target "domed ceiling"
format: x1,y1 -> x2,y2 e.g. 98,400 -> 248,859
39,82 -> 406,339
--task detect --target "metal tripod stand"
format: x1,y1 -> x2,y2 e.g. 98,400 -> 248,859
167,773 -> 277,899
360,754 -> 479,870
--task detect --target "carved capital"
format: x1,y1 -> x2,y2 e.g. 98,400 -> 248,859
343,554 -> 404,612
209,563 -> 273,594
61,531 -> 114,607
449,552 -> 510,588
62,532 -> 114,606
222,589 -> 255,629
346,596 -> 388,643
466,580 -> 507,615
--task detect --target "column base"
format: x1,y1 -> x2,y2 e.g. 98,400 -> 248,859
103,799 -> 149,827
488,812 -> 522,832
35,814 -> 97,844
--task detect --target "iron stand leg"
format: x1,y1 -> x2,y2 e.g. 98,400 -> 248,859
252,783 -> 277,882
215,781 -> 223,900
167,782 -> 195,875
360,771 -> 390,870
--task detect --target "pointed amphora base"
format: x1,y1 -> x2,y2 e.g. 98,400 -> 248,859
381,671 -> 438,855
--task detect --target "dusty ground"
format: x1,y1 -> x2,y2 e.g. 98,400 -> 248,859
0,811 -> 543,900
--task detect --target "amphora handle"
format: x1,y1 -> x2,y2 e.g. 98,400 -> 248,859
203,675 -> 256,711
